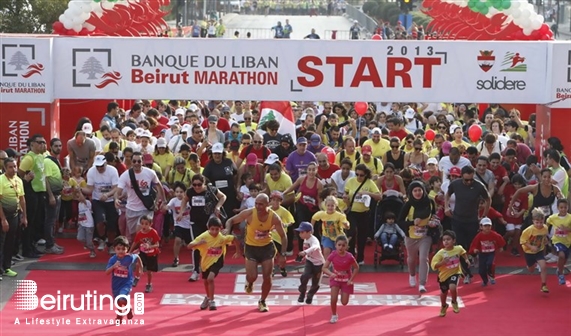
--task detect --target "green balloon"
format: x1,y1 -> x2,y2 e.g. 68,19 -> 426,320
489,0 -> 500,8
476,1 -> 487,10
501,0 -> 511,9
468,0 -> 478,9
93,0 -> 101,2
480,5 -> 489,14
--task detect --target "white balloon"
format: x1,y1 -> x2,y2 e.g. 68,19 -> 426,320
511,1 -> 521,10
91,2 -> 100,10
537,15 -> 545,24
523,27 -> 533,36
101,1 -> 115,10
63,19 -> 74,30
512,10 -> 521,19
521,17 -> 532,28
531,18 -> 542,30
73,24 -> 82,33
521,8 -> 531,18
72,16 -> 84,25
83,22 -> 96,31
80,11 -> 90,20
59,14 -> 66,22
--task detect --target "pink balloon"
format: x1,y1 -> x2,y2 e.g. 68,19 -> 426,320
354,102 -> 368,116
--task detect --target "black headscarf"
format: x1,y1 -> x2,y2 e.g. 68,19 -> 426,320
404,180 -> 432,220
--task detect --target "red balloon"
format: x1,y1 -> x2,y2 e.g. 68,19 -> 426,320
326,150 -> 335,164
52,21 -> 64,34
354,102 -> 368,116
371,34 -> 382,40
425,129 -> 436,141
468,124 -> 482,142
539,23 -> 550,34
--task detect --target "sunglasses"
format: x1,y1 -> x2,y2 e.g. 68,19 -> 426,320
232,131 -> 240,134
463,178 -> 474,183
194,131 -> 203,134
391,145 -> 399,149
192,183 -> 203,187
35,141 -> 46,145
429,124 -> 436,127
438,126 -> 447,130
253,141 -> 262,144
132,160 -> 142,163
407,141 -> 413,144
414,147 -> 422,151
270,129 -> 278,132
244,118 -> 252,121
356,173 -> 365,177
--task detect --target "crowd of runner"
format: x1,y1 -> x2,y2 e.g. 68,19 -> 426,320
0,99 -> 570,320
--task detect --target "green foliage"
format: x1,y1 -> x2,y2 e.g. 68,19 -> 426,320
0,0 -> 68,33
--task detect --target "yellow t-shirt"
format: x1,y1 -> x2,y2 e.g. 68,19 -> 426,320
335,150 -> 359,166
245,209 -> 276,247
265,173 -> 293,194
404,205 -> 431,239
451,140 -> 471,150
362,138 -> 390,159
431,246 -> 466,282
520,224 -> 549,254
353,157 -> 383,176
153,152 -> 175,175
103,139 -> 128,152
344,177 -> 379,213
547,214 -> 571,247
61,179 -> 74,201
0,174 -> 25,213
271,206 -> 295,244
312,210 -> 348,240
191,231 -> 234,272
168,168 -> 194,188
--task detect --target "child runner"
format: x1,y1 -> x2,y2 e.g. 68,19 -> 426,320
59,168 -> 73,233
502,174 -> 528,257
296,222 -> 325,304
373,211 -> 405,251
168,182 -> 191,267
322,235 -> 359,324
520,208 -> 550,293
270,191 -> 295,277
105,236 -> 142,323
312,195 -> 349,260
75,189 -> 96,258
187,217 -> 240,311
129,215 -> 161,293
233,183 -> 260,213
431,230 -> 470,317
469,217 -> 506,286
546,199 -> 571,285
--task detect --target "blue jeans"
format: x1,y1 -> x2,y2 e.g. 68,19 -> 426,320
380,232 -> 398,246
478,252 -> 495,284
44,195 -> 61,249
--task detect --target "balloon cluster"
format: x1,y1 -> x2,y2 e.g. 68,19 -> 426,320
52,0 -> 170,37
422,0 -> 553,40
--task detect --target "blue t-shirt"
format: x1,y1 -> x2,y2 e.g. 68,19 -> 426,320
107,254 -> 138,292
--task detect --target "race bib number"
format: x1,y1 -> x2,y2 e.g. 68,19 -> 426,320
62,186 -> 73,196
302,195 -> 316,206
138,180 -> 150,195
99,185 -> 112,194
215,180 -> 229,189
414,226 -> 427,237
445,256 -> 460,269
207,247 -> 223,257
255,230 -> 270,240
555,228 -> 567,238
78,213 -> 88,223
481,241 -> 495,253
334,270 -> 349,282
113,266 -> 128,278
298,168 -> 307,177
354,195 -> 364,203
191,196 -> 206,207
540,206 -> 552,216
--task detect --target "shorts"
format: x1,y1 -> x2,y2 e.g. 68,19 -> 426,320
554,243 -> 571,259
506,223 -> 522,231
126,209 -> 154,236
321,236 -> 335,250
245,243 -> 276,263
438,274 -> 460,293
93,200 -> 119,231
139,253 -> 159,272
174,226 -> 192,243
77,226 -> 94,249
112,285 -> 132,299
329,279 -> 354,294
273,241 -> 282,255
524,251 -> 545,267
202,256 -> 224,279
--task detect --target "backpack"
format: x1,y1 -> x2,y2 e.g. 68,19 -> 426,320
340,150 -> 360,163
356,157 -> 378,172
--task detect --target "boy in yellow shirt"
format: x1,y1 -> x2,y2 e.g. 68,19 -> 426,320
520,208 -> 550,293
431,230 -> 470,317
546,199 -> 571,285
187,217 -> 240,311
269,191 -> 294,277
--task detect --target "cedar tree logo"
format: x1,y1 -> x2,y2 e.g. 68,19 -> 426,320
477,50 -> 495,72
1,44 -> 45,78
72,48 -> 122,89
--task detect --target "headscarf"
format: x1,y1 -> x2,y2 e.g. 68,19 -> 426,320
405,180 -> 432,220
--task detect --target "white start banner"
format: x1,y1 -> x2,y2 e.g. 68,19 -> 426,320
0,37 -> 53,103
547,42 -> 571,108
52,38 -> 550,103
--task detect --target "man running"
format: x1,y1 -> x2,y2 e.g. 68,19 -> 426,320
224,194 -> 287,312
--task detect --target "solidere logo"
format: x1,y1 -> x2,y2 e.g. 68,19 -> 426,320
476,50 -> 527,91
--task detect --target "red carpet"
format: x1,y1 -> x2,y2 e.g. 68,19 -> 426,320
42,237 -> 533,269
1,270 -> 570,335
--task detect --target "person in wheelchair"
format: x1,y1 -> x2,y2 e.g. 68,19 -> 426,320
373,212 -> 405,251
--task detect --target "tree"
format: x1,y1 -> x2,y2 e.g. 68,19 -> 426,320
80,57 -> 105,80
8,51 -> 29,70
0,0 -> 69,33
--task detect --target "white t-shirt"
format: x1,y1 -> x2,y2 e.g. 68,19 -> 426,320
99,137 -> 111,150
477,141 -> 503,157
244,197 -> 255,209
126,111 -> 146,123
438,156 -> 471,182
117,167 -> 160,212
86,165 -> 119,202
78,200 -> 94,228
551,166 -> 567,192
168,134 -> 185,153
441,180 -> 455,211
168,197 -> 191,229
231,113 -> 245,123
302,235 -> 325,266
239,185 -> 251,208
90,136 -> 102,152
331,170 -> 356,197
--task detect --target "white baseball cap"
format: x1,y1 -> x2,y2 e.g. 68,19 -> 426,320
181,124 -> 192,134
156,138 -> 167,148
189,103 -> 199,112
450,124 -> 460,134
121,126 -> 132,136
94,155 -> 106,167
167,116 -> 180,126
405,108 -> 415,119
264,153 -> 280,165
82,123 -> 93,135
175,108 -> 185,116
135,128 -> 145,137
211,143 -> 224,153
140,130 -> 152,138
480,217 -> 492,226
427,158 -> 438,165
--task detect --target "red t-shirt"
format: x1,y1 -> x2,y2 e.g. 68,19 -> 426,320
479,207 -> 503,221
239,145 -> 271,164
152,124 -> 169,137
134,229 -> 161,256
389,128 -> 408,141
115,162 -> 127,176
187,137 -> 210,167
469,230 -> 506,254
201,118 -> 230,133
318,163 -> 340,180
489,164 -> 508,186
158,115 -> 170,126
501,183 -> 528,224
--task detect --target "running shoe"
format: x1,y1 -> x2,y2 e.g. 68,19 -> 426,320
98,240 -> 106,251
209,300 -> 217,311
305,295 -> 314,304
133,277 -> 140,287
3,269 -> 17,277
200,297 -> 210,310
12,254 -> 24,261
245,281 -> 253,294
481,282 -> 488,287
541,285 -> 549,293
280,268 -> 287,277
116,315 -> 123,325
145,284 -> 153,293
439,304 -> 449,317
511,248 -> 520,257
463,275 -> 471,284
546,256 -> 558,264
258,300 -> 269,312
419,285 -> 427,293
452,301 -> 459,313
37,239 -> 46,245
330,315 -> 338,324
558,274 -> 565,285
489,276 -> 496,285
297,293 -> 305,303
172,258 -> 179,267
89,251 -> 96,258
409,275 -> 416,287
188,271 -> 199,282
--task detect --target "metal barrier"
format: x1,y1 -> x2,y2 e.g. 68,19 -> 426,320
345,3 -> 379,38
223,28 -> 351,40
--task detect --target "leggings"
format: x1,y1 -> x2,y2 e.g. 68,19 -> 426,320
347,211 -> 370,263
190,224 -> 207,272
451,218 -> 479,277
404,236 -> 432,286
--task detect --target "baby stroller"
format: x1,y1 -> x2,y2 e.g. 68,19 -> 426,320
373,194 -> 405,269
